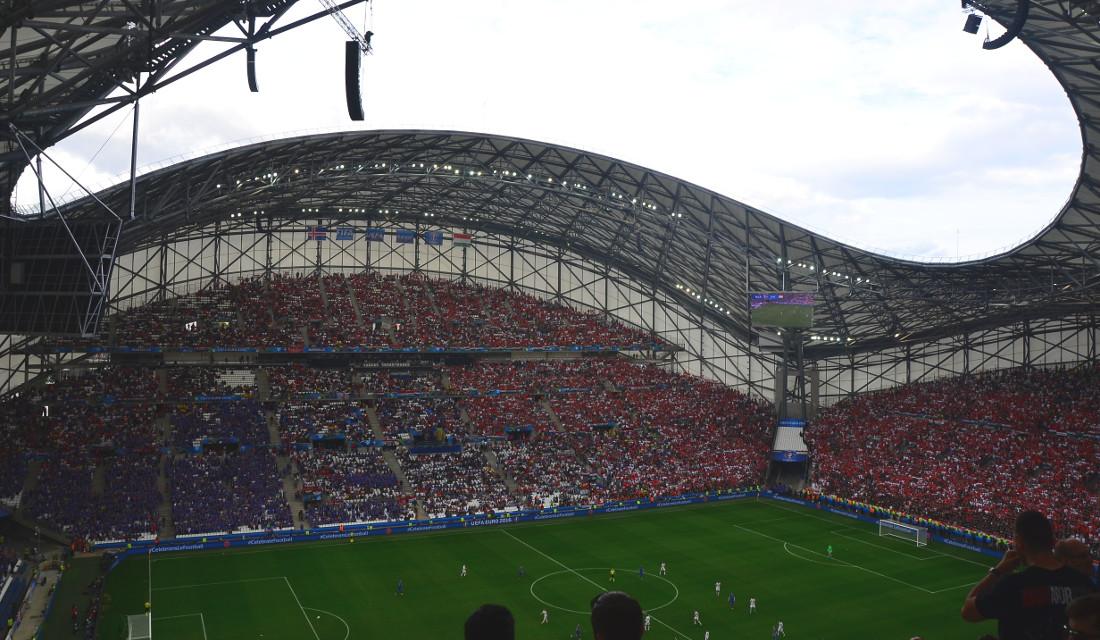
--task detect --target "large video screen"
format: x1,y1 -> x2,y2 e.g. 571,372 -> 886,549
748,291 -> 815,328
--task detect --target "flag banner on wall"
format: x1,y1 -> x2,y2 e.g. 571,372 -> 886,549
307,226 -> 328,241
366,227 -> 386,242
395,229 -> 417,244
335,227 -> 355,241
423,230 -> 444,246
453,232 -> 473,247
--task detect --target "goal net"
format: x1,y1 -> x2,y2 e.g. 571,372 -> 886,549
127,613 -> 151,640
878,519 -> 929,547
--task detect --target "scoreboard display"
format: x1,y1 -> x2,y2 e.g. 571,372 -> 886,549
748,291 -> 815,328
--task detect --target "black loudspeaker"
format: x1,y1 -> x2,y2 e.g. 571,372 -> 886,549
345,40 -> 364,121
963,14 -> 982,34
246,46 -> 259,92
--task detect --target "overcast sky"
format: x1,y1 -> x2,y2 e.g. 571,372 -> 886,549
14,0 -> 1081,261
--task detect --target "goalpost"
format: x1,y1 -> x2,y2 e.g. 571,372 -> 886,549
878,519 -> 930,547
127,613 -> 151,640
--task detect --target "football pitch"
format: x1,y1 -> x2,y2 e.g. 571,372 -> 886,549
96,499 -> 999,639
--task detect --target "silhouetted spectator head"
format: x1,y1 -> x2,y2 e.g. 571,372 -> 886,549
1056,538 -> 1094,578
590,591 -> 644,640
1067,594 -> 1100,638
1014,510 -> 1055,558
464,604 -> 514,640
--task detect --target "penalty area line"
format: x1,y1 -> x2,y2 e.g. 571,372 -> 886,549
151,612 -> 208,640
499,528 -> 693,640
734,524 -> 936,595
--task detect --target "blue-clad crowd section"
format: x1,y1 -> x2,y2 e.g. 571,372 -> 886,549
96,490 -> 1002,562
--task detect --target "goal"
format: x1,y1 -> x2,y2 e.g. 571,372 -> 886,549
127,613 -> 151,640
878,519 -> 929,547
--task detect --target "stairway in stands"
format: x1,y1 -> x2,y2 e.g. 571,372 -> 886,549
367,405 -> 424,519
345,279 -> 368,331
483,447 -> 518,496
266,393 -> 307,529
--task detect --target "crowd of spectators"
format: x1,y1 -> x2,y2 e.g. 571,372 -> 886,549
362,370 -> 438,394
494,437 -> 598,507
0,447 -> 25,501
171,401 -> 268,447
22,456 -> 160,542
112,286 -> 245,349
168,450 -> 291,535
347,272 -> 404,343
806,367 -> 1100,543
397,446 -> 514,517
550,392 -> 630,429
166,367 -> 252,398
43,366 -> 159,402
42,403 -> 161,456
852,364 -> 1100,434
88,272 -> 662,350
0,350 -> 781,543
292,448 -> 408,525
376,398 -> 463,439
278,402 -> 370,444
268,365 -> 356,399
463,396 -> 552,435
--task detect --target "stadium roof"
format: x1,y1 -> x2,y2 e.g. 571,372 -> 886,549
4,0 -> 1100,354
0,0 -> 363,203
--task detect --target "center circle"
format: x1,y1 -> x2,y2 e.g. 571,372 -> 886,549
529,568 -> 679,615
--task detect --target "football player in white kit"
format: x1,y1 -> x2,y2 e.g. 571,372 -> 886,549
644,614 -> 651,631
460,564 -> 467,577
540,609 -> 548,624
714,581 -> 721,597
693,610 -> 701,625
777,620 -> 785,637
749,597 -> 757,614
659,562 -> 667,576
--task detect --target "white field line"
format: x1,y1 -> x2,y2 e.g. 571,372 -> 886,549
733,524 -> 936,595
305,608 -> 351,640
782,543 -> 838,566
152,613 -> 201,621
500,528 -> 694,640
147,550 -> 153,639
764,503 -> 989,568
828,529 -> 940,560
931,581 -> 979,594
151,613 -> 207,640
283,577 -> 322,640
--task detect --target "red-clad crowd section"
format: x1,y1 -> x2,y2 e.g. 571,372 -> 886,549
806,365 -> 1100,542
97,272 -> 658,350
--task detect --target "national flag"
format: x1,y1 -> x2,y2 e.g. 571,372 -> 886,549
423,230 -> 444,246
335,227 -> 354,241
453,232 -> 473,248
366,227 -> 386,242
395,229 -> 416,244
307,226 -> 327,241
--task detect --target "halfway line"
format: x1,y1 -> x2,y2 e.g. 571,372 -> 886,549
500,528 -> 692,640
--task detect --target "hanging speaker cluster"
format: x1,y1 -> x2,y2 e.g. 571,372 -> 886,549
345,40 -> 364,121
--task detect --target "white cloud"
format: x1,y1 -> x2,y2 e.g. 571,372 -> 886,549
15,0 -> 1080,260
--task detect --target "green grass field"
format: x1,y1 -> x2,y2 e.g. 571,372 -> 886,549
93,499 -> 1000,639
